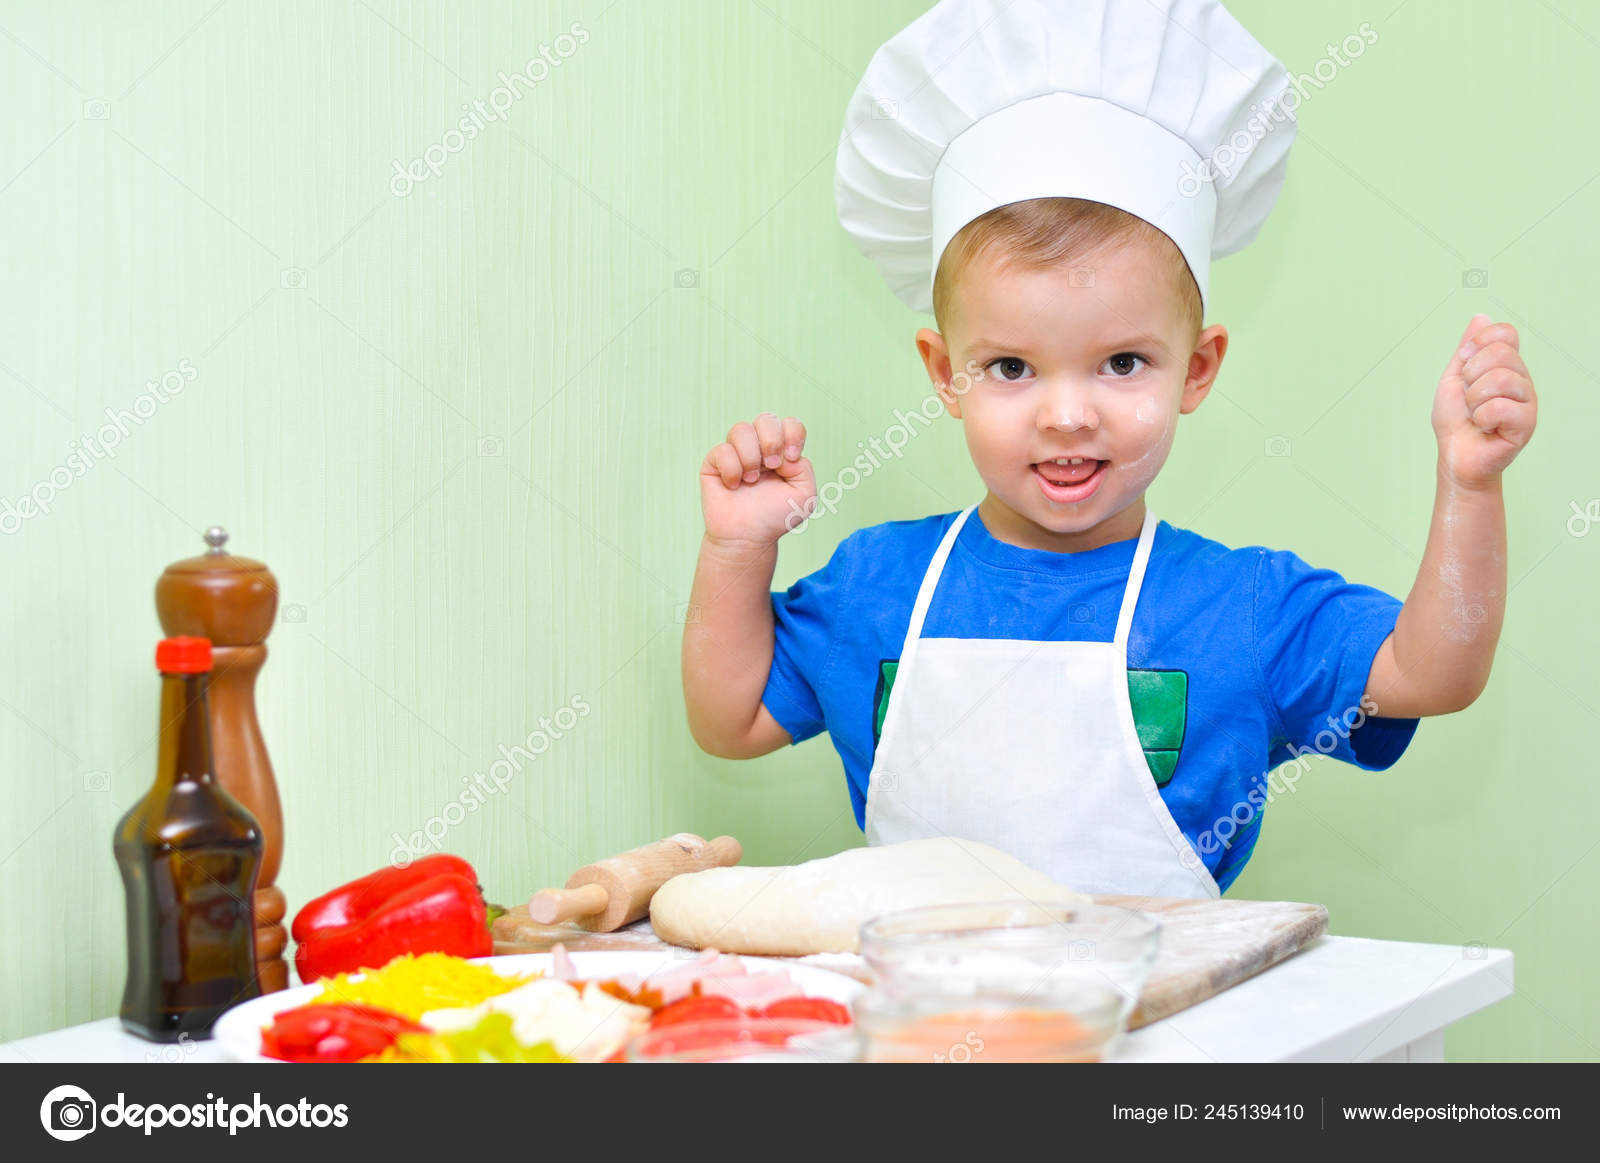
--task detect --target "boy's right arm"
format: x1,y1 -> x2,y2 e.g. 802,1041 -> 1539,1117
682,413 -> 816,757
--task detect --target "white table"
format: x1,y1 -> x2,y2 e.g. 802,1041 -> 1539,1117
1115,935 -> 1513,1062
0,935 -> 1512,1064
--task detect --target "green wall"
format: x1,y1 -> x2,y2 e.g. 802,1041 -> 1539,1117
1,1 -> 1592,1060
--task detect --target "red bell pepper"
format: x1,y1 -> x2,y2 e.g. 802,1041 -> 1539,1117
291,854 -> 478,943
294,871 -> 494,983
260,1003 -> 426,1063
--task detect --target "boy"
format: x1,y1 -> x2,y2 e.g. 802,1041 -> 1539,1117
681,0 -> 1536,897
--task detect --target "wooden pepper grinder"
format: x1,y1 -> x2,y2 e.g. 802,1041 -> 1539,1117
155,527 -> 288,993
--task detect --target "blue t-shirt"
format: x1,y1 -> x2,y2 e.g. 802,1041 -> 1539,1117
759,509 -> 1420,893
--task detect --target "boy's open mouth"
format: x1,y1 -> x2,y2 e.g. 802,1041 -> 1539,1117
1031,457 -> 1106,502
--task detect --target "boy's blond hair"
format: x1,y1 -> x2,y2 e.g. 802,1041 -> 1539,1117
932,197 -> 1204,343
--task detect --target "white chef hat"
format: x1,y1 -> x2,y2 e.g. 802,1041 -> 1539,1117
834,0 -> 1298,317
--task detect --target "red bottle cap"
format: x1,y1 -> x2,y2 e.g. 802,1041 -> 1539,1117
156,636 -> 213,674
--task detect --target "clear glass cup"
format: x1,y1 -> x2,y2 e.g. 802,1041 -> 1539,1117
625,1017 -> 858,1063
854,900 -> 1161,1062
852,986 -> 1120,1063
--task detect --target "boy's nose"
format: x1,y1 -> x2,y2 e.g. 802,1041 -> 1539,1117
1037,381 -> 1099,433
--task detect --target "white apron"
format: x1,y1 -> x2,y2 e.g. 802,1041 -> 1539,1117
864,504 -> 1220,899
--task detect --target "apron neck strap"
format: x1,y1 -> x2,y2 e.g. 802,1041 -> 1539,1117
1113,506 -> 1160,649
900,506 -> 976,657
897,503 -> 1161,661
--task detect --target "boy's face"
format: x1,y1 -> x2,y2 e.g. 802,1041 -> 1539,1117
918,234 -> 1227,553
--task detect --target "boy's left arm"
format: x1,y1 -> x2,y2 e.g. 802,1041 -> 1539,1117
1365,313 -> 1538,718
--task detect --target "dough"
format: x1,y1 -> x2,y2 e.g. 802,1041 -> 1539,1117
649,837 -> 1092,955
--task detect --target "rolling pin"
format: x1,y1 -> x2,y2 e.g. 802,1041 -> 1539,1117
527,833 -> 742,932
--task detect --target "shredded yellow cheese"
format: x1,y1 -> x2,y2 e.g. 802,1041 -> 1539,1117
310,952 -> 536,1021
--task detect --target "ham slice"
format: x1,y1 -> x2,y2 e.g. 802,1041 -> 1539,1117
648,951 -> 746,987
693,952 -> 752,979
641,950 -> 759,1003
550,943 -> 576,980
698,972 -> 803,1008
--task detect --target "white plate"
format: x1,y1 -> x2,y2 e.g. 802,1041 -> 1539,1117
213,950 -> 865,1063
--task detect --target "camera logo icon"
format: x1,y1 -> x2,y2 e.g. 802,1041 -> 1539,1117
1567,499 -> 1600,538
1068,266 -> 1096,288
281,603 -> 307,623
872,96 -> 898,119
144,1031 -> 198,1063
477,435 -> 503,457
82,99 -> 111,120
673,268 -> 699,289
279,267 -> 307,290
1461,268 -> 1489,289
1068,938 -> 1097,961
82,770 -> 110,793
1264,435 -> 1292,458
1069,603 -> 1095,624
40,1084 -> 97,1141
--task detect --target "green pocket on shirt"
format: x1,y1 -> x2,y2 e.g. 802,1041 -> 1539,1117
1128,668 -> 1188,787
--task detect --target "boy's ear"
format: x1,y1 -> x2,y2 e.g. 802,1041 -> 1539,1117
1179,324 -> 1229,415
916,328 -> 963,418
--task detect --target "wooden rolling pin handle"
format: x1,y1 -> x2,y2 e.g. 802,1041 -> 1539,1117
527,883 -> 610,925
708,835 -> 742,867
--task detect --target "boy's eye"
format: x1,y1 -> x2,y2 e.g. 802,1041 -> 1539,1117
986,357 -> 1034,381
1103,352 -> 1148,377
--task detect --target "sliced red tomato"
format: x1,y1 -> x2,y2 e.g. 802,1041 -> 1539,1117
259,1003 -> 425,1063
756,997 -> 852,1025
649,995 -> 744,1028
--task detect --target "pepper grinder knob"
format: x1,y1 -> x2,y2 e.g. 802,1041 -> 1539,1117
205,526 -> 229,554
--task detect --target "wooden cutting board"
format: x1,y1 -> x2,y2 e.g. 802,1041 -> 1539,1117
492,894 -> 1327,1031
1094,894 -> 1327,1028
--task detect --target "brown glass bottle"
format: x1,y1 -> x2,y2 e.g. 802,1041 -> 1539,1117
115,636 -> 263,1041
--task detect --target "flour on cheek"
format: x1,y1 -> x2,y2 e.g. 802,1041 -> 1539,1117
1114,405 -> 1177,495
